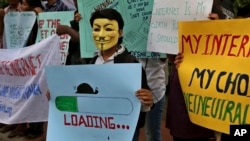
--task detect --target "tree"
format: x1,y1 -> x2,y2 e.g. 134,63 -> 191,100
233,0 -> 250,16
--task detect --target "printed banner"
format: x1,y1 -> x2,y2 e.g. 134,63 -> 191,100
36,11 -> 74,64
4,12 -> 36,48
45,64 -> 141,141
78,0 -> 164,58
178,19 -> 250,134
0,35 -> 61,124
147,0 -> 213,54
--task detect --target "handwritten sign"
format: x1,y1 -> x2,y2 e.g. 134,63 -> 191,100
36,11 -> 74,64
178,19 -> 250,134
147,0 -> 213,54
45,64 -> 141,141
0,35 -> 61,124
77,0 -> 162,58
4,12 -> 36,48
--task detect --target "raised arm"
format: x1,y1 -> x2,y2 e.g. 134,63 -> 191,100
0,9 -> 5,38
56,24 -> 80,43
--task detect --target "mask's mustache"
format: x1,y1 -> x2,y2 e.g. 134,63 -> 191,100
96,37 -> 106,41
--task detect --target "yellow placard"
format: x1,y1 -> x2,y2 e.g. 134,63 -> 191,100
178,19 -> 250,134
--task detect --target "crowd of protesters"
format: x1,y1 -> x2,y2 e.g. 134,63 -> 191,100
0,0 -> 249,141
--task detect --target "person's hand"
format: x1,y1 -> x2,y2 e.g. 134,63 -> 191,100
46,90 -> 50,101
208,13 -> 219,20
136,89 -> 153,107
56,24 -> 70,36
34,7 -> 43,15
174,52 -> 184,68
56,24 -> 80,43
74,12 -> 82,22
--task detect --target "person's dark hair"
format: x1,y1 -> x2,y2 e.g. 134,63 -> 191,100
211,0 -> 227,19
90,8 -> 124,44
23,0 -> 44,10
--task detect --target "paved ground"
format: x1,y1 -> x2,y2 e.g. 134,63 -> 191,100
139,119 -> 173,141
0,121 -> 173,141
0,117 -> 173,141
0,98 -> 173,141
0,131 -> 46,141
0,120 -> 172,141
0,97 -> 219,141
0,123 -> 47,141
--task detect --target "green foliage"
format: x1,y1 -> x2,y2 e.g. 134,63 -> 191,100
0,0 -> 8,8
233,0 -> 250,15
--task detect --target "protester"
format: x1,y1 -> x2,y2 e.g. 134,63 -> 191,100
0,0 -> 45,139
166,54 -> 215,141
4,0 -> 21,12
56,0 -> 88,65
0,0 -> 22,136
91,9 -> 154,141
40,1 -> 76,139
0,0 -> 21,48
169,1 -> 250,141
61,0 -> 76,11
0,7 -> 4,48
21,0 -> 43,14
0,0 -> 7,44
137,58 -> 167,141
165,1 -> 230,141
21,0 -> 44,46
45,0 -> 74,12
53,8 -> 153,141
17,0 -> 45,139
212,1 -> 235,141
55,7 -> 153,140
56,2 -> 167,140
211,0 -> 235,19
220,2 -> 250,141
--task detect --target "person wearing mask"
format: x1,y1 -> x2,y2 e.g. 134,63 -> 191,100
48,8 -> 153,141
88,8 -> 154,141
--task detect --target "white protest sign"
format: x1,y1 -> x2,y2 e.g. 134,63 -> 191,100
4,12 -> 36,48
147,0 -> 213,54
